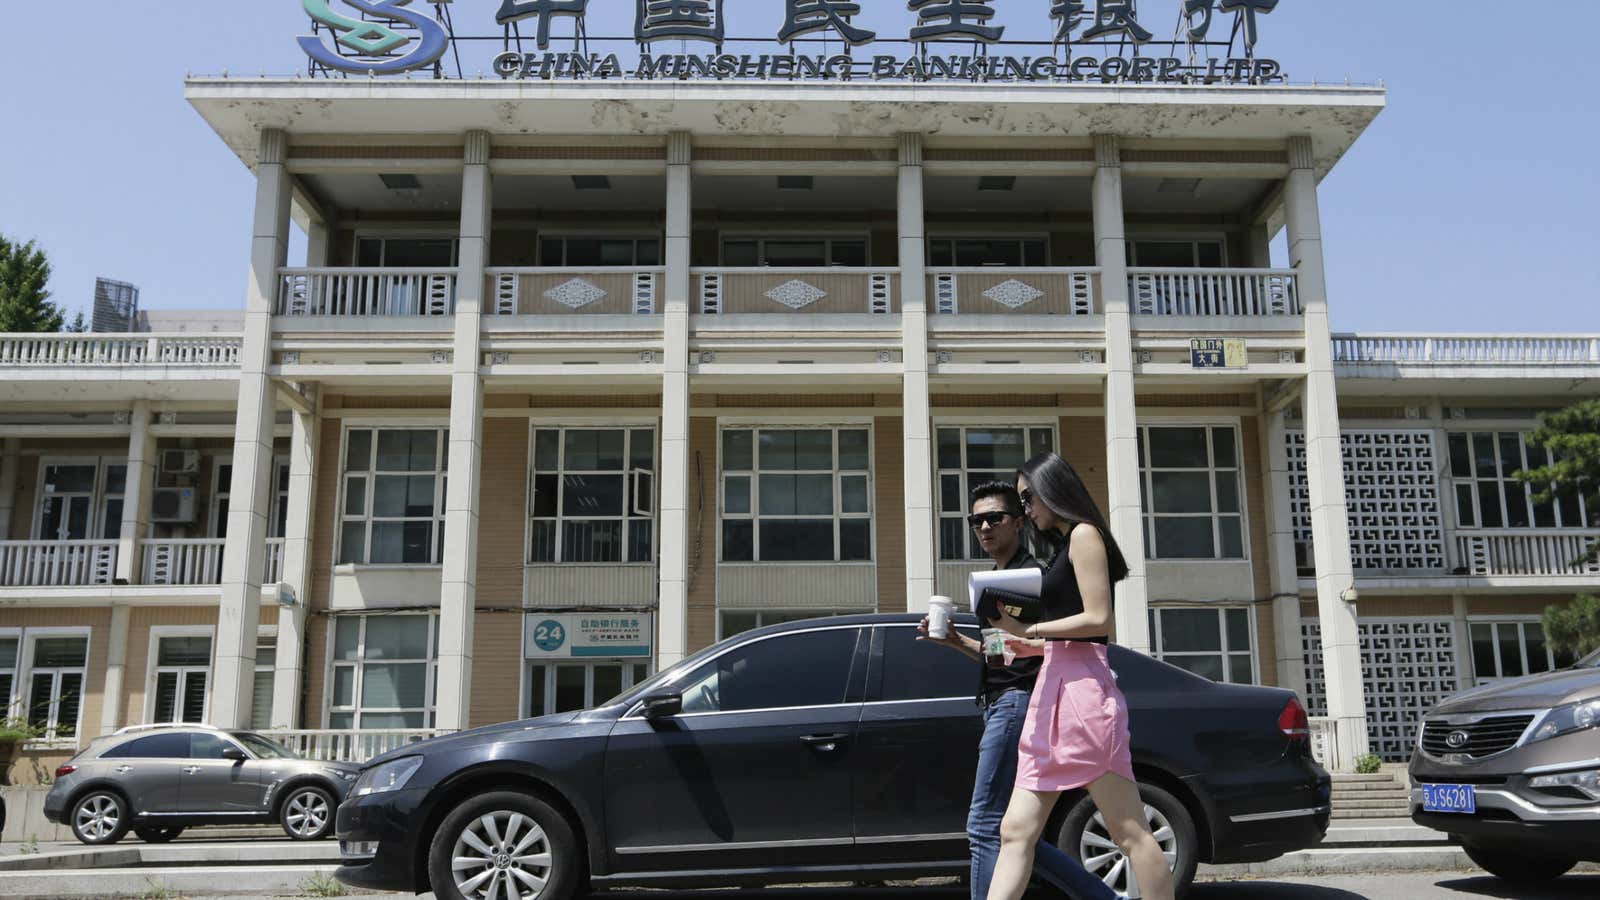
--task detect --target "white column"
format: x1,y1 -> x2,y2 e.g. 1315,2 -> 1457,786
305,219 -> 333,269
212,128 -> 290,729
114,400 -> 156,585
899,133 -> 936,612
657,131 -> 693,668
0,437 -> 20,540
1287,135 -> 1368,769
1094,135 -> 1151,654
272,396 -> 319,729
98,605 -> 131,735
435,131 -> 491,731
1450,594 -> 1473,691
1263,408 -> 1307,698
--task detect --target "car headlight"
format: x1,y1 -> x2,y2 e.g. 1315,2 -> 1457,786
1529,698 -> 1600,744
1529,769 -> 1600,801
351,756 -> 424,797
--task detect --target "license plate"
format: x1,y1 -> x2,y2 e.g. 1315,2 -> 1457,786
1421,783 -> 1476,814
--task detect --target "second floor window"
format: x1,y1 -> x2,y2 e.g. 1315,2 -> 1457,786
356,236 -> 457,268
529,427 -> 656,564
339,428 -> 448,565
721,237 -> 867,267
1148,607 -> 1255,684
1139,425 -> 1245,560
539,236 -> 660,267
936,425 -> 1054,561
35,459 -> 125,541
1448,431 -> 1593,529
721,427 -> 872,563
928,237 -> 1046,268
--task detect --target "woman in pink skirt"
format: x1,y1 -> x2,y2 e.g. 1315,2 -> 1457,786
985,452 -> 1174,900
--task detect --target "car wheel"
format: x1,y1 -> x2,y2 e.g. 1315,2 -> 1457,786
1463,844 -> 1576,882
280,785 -> 335,840
1057,783 -> 1198,899
133,825 -> 184,843
427,790 -> 580,900
70,791 -> 130,845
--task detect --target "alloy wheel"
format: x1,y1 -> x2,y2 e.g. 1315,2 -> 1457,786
1077,802 -> 1178,898
450,810 -> 555,900
75,795 -> 121,841
285,790 -> 330,838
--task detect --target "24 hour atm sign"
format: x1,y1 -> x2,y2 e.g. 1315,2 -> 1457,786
526,613 -> 653,658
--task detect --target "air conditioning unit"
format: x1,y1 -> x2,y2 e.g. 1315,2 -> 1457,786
160,450 -> 199,475
151,488 -> 197,523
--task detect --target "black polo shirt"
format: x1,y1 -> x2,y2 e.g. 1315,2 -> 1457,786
978,548 -> 1044,706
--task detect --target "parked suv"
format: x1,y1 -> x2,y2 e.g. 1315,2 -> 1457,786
44,725 -> 359,844
336,614 -> 1330,899
1410,646 -> 1600,883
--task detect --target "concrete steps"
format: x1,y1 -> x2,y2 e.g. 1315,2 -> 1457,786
1329,770 -> 1411,820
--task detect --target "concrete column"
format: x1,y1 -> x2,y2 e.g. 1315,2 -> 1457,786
898,133 -> 936,612
1287,135 -> 1368,769
1244,223 -> 1273,269
305,219 -> 333,269
98,605 -> 131,735
1263,407 -> 1307,698
1093,135 -> 1151,654
212,128 -> 291,729
272,396 -> 319,729
435,131 -> 491,731
657,131 -> 693,668
0,437 -> 20,540
114,400 -> 156,585
1451,594 -> 1473,691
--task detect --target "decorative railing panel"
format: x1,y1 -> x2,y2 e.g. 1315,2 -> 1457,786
1286,430 -> 1447,572
142,539 -> 225,586
264,728 -> 454,763
277,268 -> 457,317
695,269 -> 897,315
1308,716 -> 1340,770
1332,334 -> 1600,364
1129,268 -> 1300,317
0,335 -> 241,366
1455,530 -> 1600,577
486,268 -> 662,315
927,268 -> 1097,316
0,541 -> 118,587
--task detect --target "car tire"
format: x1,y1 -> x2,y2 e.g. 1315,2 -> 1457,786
1463,844 -> 1576,882
427,790 -> 580,900
1056,782 -> 1199,899
70,790 -> 131,845
280,785 -> 336,841
133,825 -> 184,843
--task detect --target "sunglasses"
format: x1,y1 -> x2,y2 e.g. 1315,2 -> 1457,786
966,511 -> 1014,529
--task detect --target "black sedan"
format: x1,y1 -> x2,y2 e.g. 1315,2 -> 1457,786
335,614 -> 1330,900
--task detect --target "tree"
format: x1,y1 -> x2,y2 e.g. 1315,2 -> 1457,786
1518,398 -> 1600,566
0,236 -> 61,333
1543,595 -> 1600,661
61,310 -> 88,333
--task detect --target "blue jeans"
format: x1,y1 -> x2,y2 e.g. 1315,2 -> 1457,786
969,688 -> 1118,900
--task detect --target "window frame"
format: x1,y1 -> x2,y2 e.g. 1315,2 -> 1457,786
324,612 -> 439,730
526,422 -> 659,565
717,608 -> 846,641
523,658 -> 653,719
0,627 -> 19,723
19,627 -> 91,745
623,623 -> 864,719
1447,430 -> 1592,530
1126,236 -> 1229,268
1138,420 -> 1249,562
1148,606 -> 1258,685
1468,617 -> 1560,684
251,629 -> 278,732
717,423 -> 875,564
717,233 -> 872,268
352,232 -> 460,268
932,421 -> 1056,562
336,424 -> 450,566
143,626 -> 215,725
536,234 -> 662,267
925,233 -> 1051,268
210,454 -> 291,539
33,456 -> 126,542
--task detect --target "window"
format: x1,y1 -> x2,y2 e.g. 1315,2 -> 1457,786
1448,432 -> 1593,530
191,732 -> 241,760
719,609 -> 840,639
356,236 -> 458,268
529,427 -> 655,563
1139,425 -> 1245,560
1128,239 -> 1225,268
1470,620 -> 1573,682
673,628 -> 861,713
251,638 -> 276,731
1148,607 -> 1255,684
0,636 -> 16,720
35,459 -> 125,541
928,237 -> 1047,268
721,237 -> 867,267
102,732 -> 190,759
876,624 -> 980,701
150,634 -> 211,724
339,428 -> 449,565
213,458 -> 290,539
526,660 -> 651,718
538,236 -> 659,267
935,425 -> 1054,560
328,614 -> 437,729
26,635 -> 88,738
720,427 -> 872,563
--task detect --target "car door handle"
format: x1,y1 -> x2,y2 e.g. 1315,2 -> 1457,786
800,733 -> 849,752
114,766 -> 133,774
182,766 -> 202,775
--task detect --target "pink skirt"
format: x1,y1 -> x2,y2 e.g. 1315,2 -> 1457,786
1015,640 -> 1135,792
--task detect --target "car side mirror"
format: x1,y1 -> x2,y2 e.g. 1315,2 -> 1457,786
641,692 -> 683,720
221,747 -> 247,762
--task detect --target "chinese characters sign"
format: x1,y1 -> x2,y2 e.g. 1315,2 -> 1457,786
524,613 -> 654,659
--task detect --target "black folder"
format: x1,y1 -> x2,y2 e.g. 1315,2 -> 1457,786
976,588 -> 1045,624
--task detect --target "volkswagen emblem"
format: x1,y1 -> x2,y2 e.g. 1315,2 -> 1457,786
1445,730 -> 1470,749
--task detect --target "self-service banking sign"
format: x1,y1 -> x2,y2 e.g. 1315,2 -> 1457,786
525,612 -> 654,659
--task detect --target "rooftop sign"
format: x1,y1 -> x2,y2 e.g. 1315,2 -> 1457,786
300,0 -> 1283,84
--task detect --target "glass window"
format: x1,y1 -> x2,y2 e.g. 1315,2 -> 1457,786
935,425 -> 1053,560
104,732 -> 191,759
529,427 -> 655,564
1470,620 -> 1558,683
1129,240 -> 1226,267
357,236 -> 457,268
719,237 -> 868,267
719,610 -> 839,640
1139,426 -> 1245,560
927,237 -> 1048,268
1449,431 -> 1589,531
339,428 -> 448,565
251,639 -> 276,731
720,427 -> 872,562
36,460 -> 125,542
0,637 -> 16,723
190,733 -> 240,760
151,635 -> 211,724
26,636 -> 88,738
524,660 -> 652,718
539,236 -> 659,267
675,628 -> 861,713
327,614 -> 436,729
877,624 -> 980,701
1148,608 -> 1254,684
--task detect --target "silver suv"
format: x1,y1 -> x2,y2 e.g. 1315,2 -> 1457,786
43,725 -> 359,844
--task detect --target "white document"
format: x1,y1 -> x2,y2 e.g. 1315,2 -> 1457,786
968,568 -> 1042,614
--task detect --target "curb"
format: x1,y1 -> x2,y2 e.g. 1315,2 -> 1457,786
0,863 -> 343,898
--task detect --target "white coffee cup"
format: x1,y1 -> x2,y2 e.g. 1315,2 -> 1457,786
927,596 -> 955,640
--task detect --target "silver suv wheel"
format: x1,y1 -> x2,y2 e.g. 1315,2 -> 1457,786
71,792 -> 128,845
450,810 -> 555,900
281,786 -> 333,840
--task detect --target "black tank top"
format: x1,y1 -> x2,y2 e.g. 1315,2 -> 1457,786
1039,531 -> 1110,644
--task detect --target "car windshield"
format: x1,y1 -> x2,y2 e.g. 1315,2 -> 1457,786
229,731 -> 300,759
599,638 -> 738,709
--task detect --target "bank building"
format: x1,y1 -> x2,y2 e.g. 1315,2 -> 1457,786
2,1 -> 1596,787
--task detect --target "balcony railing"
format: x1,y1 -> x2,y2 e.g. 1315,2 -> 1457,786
277,268 -> 458,317
695,268 -> 898,315
265,537 -> 285,584
142,539 -> 224,586
0,334 -> 242,367
1455,530 -> 1600,577
1129,268 -> 1300,317
264,728 -> 454,763
1332,334 -> 1600,364
0,541 -> 118,587
486,268 -> 662,315
928,268 -> 1098,316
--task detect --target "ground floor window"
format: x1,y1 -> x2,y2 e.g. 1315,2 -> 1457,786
1470,619 -> 1573,683
0,635 -> 17,720
328,614 -> 437,729
26,634 -> 89,739
526,659 -> 651,717
1148,607 -> 1255,685
251,637 -> 276,731
149,634 -> 211,724
719,609 -> 843,640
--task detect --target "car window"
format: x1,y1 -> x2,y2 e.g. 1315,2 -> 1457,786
230,731 -> 297,759
877,624 -> 980,701
102,732 -> 191,759
191,733 -> 240,759
676,627 -> 861,713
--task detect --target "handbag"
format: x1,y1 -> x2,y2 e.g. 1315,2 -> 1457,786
976,588 -> 1045,624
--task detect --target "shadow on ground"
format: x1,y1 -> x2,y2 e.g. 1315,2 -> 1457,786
1188,883 -> 1368,899
1429,874 -> 1600,897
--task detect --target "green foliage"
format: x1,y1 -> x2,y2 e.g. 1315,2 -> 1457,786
18,835 -> 39,855
1544,595 -> 1600,660
134,879 -> 178,900
1354,753 -> 1383,775
1518,400 -> 1600,566
0,716 -> 47,743
62,310 -> 88,333
299,872 -> 346,897
0,236 -> 61,333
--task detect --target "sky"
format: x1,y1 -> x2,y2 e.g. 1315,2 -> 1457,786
1,1 -> 1596,332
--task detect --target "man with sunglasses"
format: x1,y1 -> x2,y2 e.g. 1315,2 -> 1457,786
921,482 -> 1119,900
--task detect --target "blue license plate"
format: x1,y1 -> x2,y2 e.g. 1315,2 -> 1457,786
1422,783 -> 1476,814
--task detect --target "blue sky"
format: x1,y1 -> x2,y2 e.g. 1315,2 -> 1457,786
1,1 -> 1596,331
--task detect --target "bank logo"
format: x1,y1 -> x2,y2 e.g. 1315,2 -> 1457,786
299,0 -> 450,74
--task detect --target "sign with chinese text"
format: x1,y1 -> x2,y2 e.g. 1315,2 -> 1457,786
1190,337 -> 1247,368
524,612 -> 654,659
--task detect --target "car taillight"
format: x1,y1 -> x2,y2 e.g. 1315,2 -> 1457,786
55,765 -> 76,778
1279,698 -> 1310,742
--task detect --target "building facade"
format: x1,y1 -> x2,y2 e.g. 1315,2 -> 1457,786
2,76 -> 1596,781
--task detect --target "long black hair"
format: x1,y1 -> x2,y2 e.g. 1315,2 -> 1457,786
1017,451 -> 1130,584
